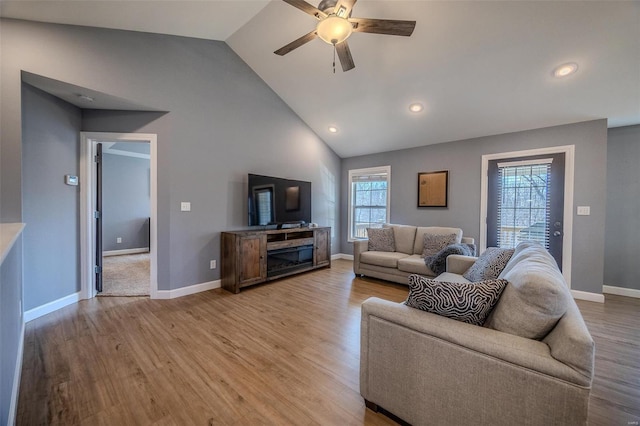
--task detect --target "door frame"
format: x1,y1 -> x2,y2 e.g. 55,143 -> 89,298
80,132 -> 158,299
480,145 -> 575,288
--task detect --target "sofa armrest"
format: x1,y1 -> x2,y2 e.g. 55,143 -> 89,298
360,297 -> 591,387
446,254 -> 477,274
353,239 -> 369,275
461,236 -> 474,245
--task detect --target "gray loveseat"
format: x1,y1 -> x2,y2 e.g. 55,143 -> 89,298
360,242 -> 594,425
353,224 -> 475,284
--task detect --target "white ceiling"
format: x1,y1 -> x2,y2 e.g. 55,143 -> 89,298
3,1 -> 639,158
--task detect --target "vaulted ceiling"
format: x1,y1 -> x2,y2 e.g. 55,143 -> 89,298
3,1 -> 639,158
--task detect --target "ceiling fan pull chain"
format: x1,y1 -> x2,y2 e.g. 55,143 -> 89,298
332,42 -> 336,74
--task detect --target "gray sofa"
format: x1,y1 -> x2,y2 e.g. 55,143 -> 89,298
360,242 -> 594,425
353,224 -> 475,284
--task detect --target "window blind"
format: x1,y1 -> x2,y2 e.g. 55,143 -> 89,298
496,159 -> 552,249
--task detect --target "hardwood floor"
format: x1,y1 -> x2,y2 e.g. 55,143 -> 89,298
17,260 -> 640,425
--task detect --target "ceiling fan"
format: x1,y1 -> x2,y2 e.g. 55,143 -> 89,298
274,0 -> 416,72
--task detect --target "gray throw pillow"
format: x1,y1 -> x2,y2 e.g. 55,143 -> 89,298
424,243 -> 475,275
367,227 -> 395,252
422,233 -> 458,257
405,274 -> 508,326
463,247 -> 515,282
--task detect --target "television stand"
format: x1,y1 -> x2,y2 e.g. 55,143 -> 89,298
221,227 -> 331,293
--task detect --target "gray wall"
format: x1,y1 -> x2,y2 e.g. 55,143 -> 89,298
102,152 -> 150,251
1,19 -> 341,297
0,239 -> 23,426
22,83 -> 81,310
605,125 -> 640,290
341,119 -> 608,295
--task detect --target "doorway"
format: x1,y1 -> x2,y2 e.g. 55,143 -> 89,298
480,145 -> 575,286
80,132 -> 158,299
99,141 -> 151,295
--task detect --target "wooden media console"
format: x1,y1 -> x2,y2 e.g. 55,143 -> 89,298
221,227 -> 331,293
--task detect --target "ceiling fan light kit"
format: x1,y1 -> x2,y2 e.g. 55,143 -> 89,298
316,16 -> 352,45
275,0 -> 416,72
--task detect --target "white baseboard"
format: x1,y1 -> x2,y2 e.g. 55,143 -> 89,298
332,253 -> 354,261
571,289 -> 605,303
603,285 -> 640,299
24,291 -> 82,322
154,279 -> 221,299
8,320 -> 25,426
103,247 -> 149,257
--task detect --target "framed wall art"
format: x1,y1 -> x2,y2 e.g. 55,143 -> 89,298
418,170 -> 448,207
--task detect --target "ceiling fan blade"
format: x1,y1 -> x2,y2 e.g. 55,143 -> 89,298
336,41 -> 355,72
334,0 -> 357,17
282,0 -> 327,20
349,18 -> 416,36
274,30 -> 318,56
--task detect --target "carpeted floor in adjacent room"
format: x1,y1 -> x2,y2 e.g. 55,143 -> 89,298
100,253 -> 150,296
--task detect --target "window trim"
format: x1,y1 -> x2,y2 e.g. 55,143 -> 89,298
348,165 -> 391,242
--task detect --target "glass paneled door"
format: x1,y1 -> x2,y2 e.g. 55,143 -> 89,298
487,153 -> 565,269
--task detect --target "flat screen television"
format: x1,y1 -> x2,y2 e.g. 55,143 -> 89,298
248,174 -> 312,227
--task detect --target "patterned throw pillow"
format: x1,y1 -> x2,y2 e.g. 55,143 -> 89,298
367,228 -> 396,252
424,243 -> 475,275
422,233 -> 458,258
463,247 -> 515,282
405,274 -> 508,326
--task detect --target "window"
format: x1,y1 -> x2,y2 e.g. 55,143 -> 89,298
348,166 -> 391,241
495,158 -> 552,249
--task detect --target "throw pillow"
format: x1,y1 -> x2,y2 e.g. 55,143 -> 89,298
463,247 -> 515,282
405,274 -> 508,326
424,243 -> 475,275
422,233 -> 458,258
367,227 -> 395,252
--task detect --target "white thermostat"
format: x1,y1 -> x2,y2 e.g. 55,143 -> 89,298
65,175 -> 78,186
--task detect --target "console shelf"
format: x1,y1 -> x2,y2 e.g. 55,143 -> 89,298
221,227 -> 331,293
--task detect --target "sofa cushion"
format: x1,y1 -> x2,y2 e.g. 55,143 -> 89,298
405,274 -> 508,326
360,251 -> 409,268
424,243 -> 475,275
463,247 -> 515,282
397,255 -> 436,276
413,227 -> 463,255
383,224 -> 417,255
367,227 -> 395,252
485,242 -> 569,340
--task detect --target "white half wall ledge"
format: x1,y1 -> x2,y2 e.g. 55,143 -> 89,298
571,290 -> 605,303
603,285 -> 640,299
24,291 -> 82,322
154,280 -> 221,299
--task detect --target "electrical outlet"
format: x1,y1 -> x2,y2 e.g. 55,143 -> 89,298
180,202 -> 191,212
210,260 -> 217,269
116,237 -> 122,243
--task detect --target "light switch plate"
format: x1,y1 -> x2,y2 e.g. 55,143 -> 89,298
180,202 -> 191,212
577,206 -> 590,216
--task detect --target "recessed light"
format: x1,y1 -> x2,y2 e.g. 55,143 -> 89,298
77,94 -> 94,102
409,102 -> 424,113
328,126 -> 338,133
553,62 -> 578,78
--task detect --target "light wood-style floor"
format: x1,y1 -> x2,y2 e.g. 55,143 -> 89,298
17,260 -> 640,425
